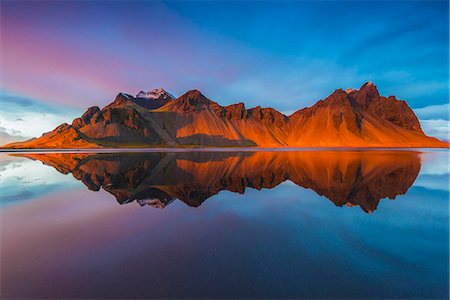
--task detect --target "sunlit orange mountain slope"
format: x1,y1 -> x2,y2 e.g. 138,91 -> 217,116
3,83 -> 447,148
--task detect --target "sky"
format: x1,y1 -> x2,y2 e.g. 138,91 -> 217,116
0,0 -> 449,143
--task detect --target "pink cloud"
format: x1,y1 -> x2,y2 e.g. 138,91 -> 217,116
0,3 -> 253,109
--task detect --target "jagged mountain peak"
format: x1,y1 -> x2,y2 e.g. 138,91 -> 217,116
109,89 -> 175,110
344,81 -> 379,94
110,93 -> 135,107
182,89 -> 205,99
174,89 -> 218,107
358,81 -> 379,94
136,88 -> 175,100
224,102 -> 246,110
314,88 -> 352,109
156,89 -> 222,114
115,92 -> 134,101
348,81 -> 381,110
345,88 -> 356,94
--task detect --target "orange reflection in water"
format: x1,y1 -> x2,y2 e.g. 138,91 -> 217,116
18,150 -> 421,213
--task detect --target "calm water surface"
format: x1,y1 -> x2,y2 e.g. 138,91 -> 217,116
0,150 -> 448,299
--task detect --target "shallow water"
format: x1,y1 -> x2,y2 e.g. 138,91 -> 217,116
0,149 -> 448,299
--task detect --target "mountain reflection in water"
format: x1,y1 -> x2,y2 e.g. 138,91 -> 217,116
17,150 -> 421,213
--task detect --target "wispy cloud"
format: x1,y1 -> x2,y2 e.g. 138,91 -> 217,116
0,125 -> 26,145
414,103 -> 449,141
1,1 -> 447,113
415,103 -> 449,120
1,95 -> 34,107
0,92 -> 81,144
420,119 -> 449,141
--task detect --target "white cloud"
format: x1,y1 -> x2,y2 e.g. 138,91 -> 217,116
420,119 -> 450,141
0,111 -> 73,140
415,103 -> 449,120
0,126 -> 26,145
0,92 -> 81,145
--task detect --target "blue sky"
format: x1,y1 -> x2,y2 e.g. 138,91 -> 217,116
0,0 -> 448,142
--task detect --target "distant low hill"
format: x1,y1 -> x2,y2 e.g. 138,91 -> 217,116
3,82 -> 447,148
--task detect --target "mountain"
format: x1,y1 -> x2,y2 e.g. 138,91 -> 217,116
287,82 -> 438,146
18,150 -> 421,213
2,83 -> 447,148
134,88 -> 175,109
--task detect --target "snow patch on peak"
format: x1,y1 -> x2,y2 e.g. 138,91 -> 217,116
345,88 -> 356,94
136,88 -> 175,100
120,93 -> 131,99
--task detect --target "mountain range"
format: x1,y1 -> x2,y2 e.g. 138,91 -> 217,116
3,82 -> 447,148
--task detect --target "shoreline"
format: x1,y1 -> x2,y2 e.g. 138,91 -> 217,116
1,146 -> 449,154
